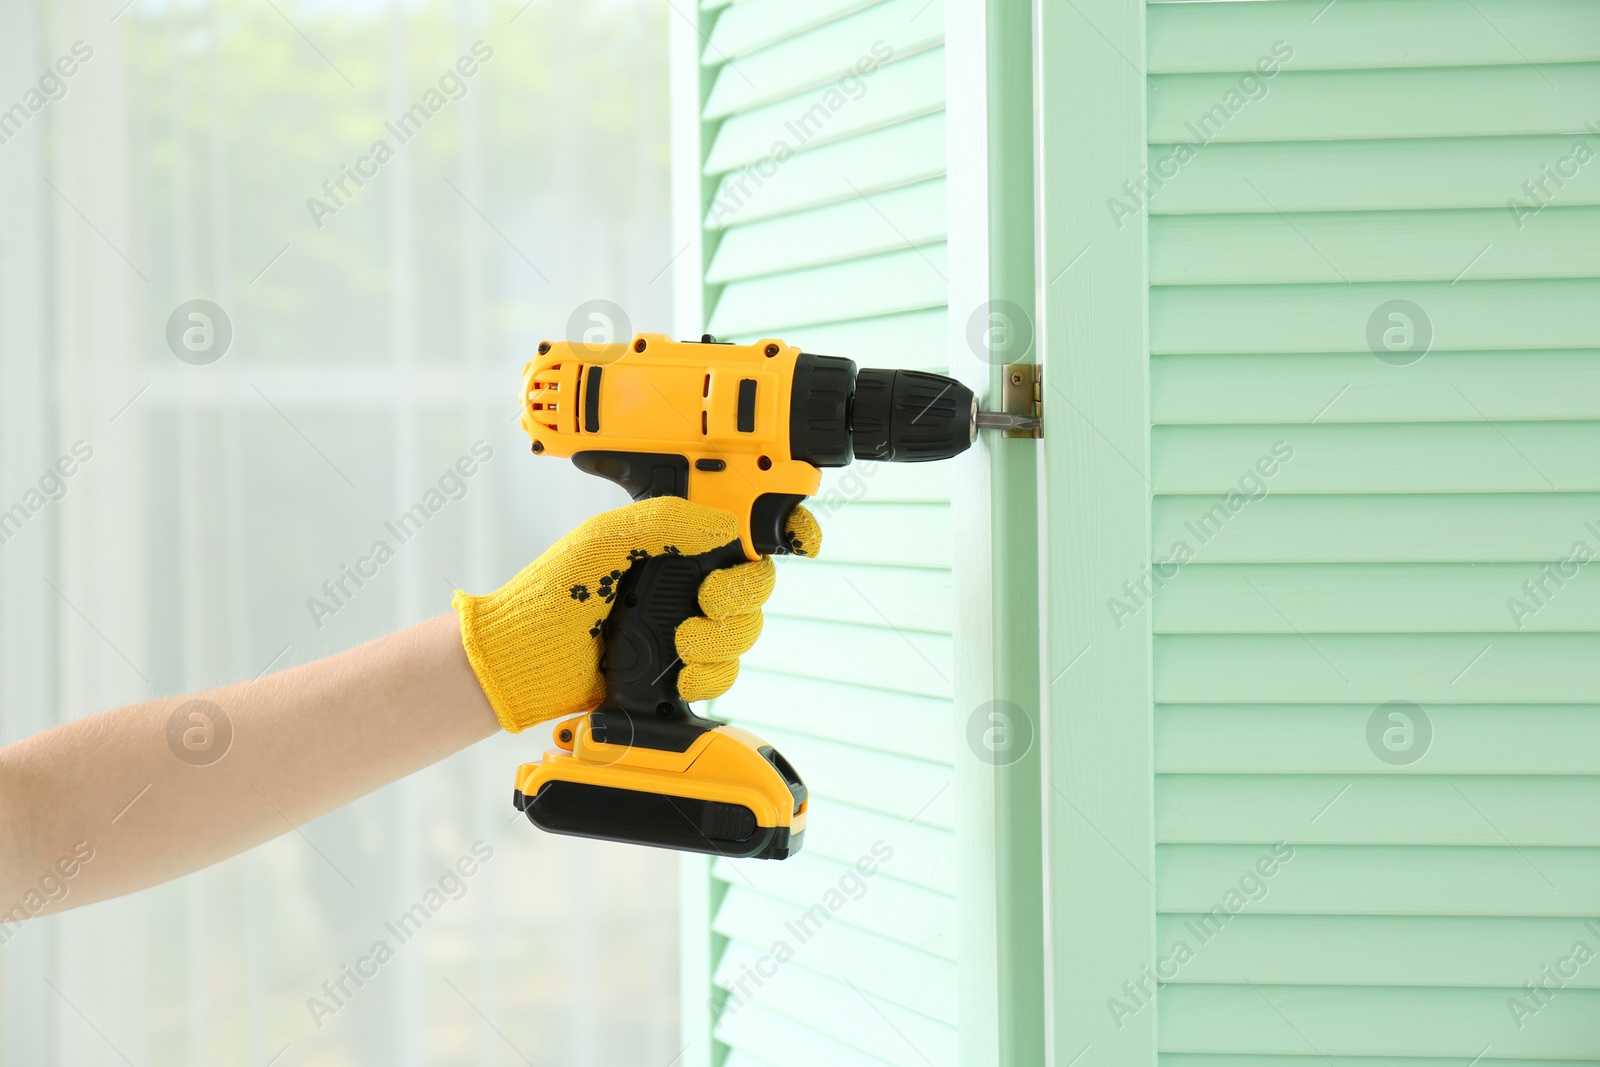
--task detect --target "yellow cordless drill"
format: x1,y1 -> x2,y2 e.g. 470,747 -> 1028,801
511,333 -> 1036,860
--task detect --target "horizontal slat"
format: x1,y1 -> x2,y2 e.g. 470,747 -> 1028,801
1158,843 -> 1600,916
716,666 -> 951,763
713,883 -> 957,1016
1155,632 -> 1600,704
801,501 -> 949,567
766,560 -> 952,633
742,724 -> 954,829
708,179 -> 946,283
705,0 -> 941,118
1148,137 -> 1600,214
708,245 -> 947,337
1156,913 -> 1600,988
1160,983 -> 1600,1059
1157,774 -> 1600,845
704,48 -> 943,174
714,999 -> 887,1067
1151,208 -> 1600,286
712,853 -> 955,959
706,113 -> 944,228
745,616 -> 950,698
705,0 -> 879,60
1149,0 -> 1600,72
1153,423 -> 1595,493
1151,280 -> 1600,355
1154,563 -> 1600,634
714,941 -> 957,1067
1156,704 -> 1600,775
757,307 -> 946,371
1151,351 -> 1600,425
1150,64 -> 1600,143
1152,493 -> 1600,563
1158,844 -> 1600,921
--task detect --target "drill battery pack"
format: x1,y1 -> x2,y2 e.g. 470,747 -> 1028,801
514,712 -> 807,860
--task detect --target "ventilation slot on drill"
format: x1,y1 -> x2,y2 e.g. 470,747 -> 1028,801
583,365 -> 603,433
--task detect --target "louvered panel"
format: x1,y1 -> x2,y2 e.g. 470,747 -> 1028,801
1151,493 -> 1600,562
1148,0 -> 1600,72
1157,914 -> 1600,987
1153,423 -> 1600,493
714,941 -> 957,1067
1149,65 -> 1600,143
718,668 -> 951,763
1157,844 -> 1600,917
691,0 -> 953,1039
1150,280 -> 1600,355
708,245 -> 947,336
1151,352 -> 1600,426
1157,704 -> 1600,776
1160,985 -> 1600,1059
1155,563 -> 1600,634
708,179 -> 946,283
1147,137 -> 1600,215
1156,775 -> 1600,846
1151,208 -> 1600,286
704,0 -> 941,119
712,857 -> 955,959
705,114 -> 944,228
713,887 -> 958,1017
703,48 -> 943,174
1147,2 -> 1600,1063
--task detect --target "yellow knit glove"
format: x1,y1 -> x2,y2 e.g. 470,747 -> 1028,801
453,496 -> 821,733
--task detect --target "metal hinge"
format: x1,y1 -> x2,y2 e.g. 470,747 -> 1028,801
1001,363 -> 1042,439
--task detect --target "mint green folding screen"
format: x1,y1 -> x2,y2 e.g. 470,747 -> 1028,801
1042,0 -> 1600,1063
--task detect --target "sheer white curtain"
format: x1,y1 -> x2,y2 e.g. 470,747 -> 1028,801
0,1 -> 680,1064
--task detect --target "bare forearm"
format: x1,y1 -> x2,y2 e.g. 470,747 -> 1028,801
0,614 -> 497,913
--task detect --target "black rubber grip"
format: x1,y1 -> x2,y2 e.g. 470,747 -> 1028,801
592,539 -> 749,751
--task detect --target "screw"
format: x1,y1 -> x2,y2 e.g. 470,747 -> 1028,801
634,338 -> 647,353
558,728 -> 572,743
758,455 -> 772,470
1010,372 -> 1023,385
764,344 -> 779,357
531,441 -> 544,453
538,341 -> 551,355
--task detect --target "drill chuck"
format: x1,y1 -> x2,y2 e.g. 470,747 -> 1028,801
788,354 -> 977,466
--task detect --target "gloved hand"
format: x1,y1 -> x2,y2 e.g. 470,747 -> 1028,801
453,496 -> 821,733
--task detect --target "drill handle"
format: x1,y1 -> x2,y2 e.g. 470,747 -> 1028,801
589,539 -> 749,752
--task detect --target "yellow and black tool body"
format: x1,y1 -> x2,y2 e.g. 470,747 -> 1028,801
512,333 -> 997,860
